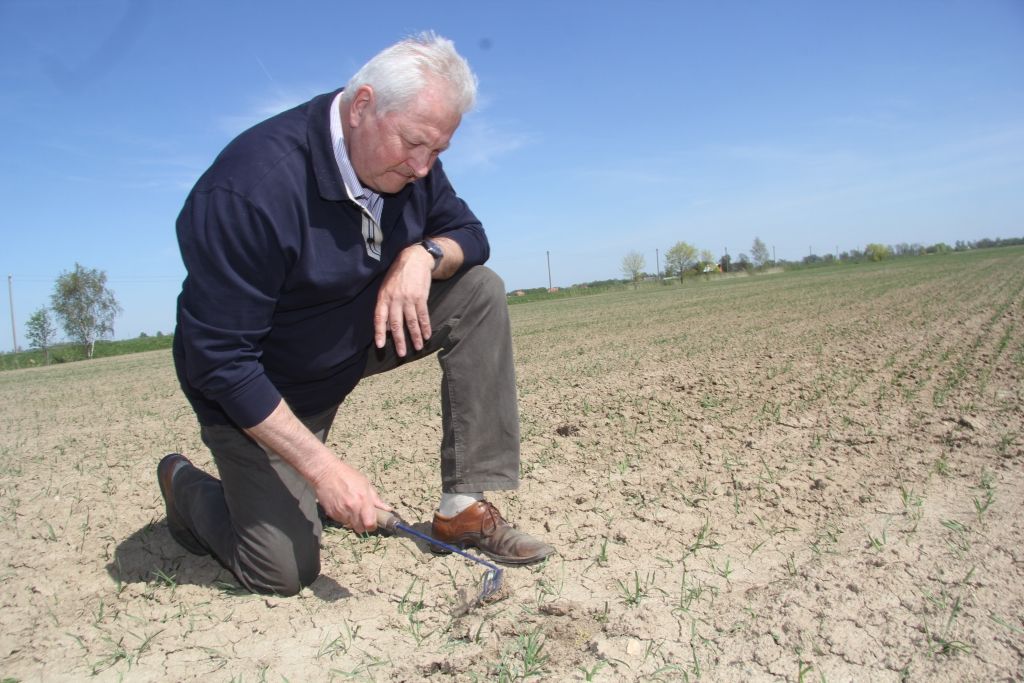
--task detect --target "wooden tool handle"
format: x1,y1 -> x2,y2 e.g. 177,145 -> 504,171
375,508 -> 402,532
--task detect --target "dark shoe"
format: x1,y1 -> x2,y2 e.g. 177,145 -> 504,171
157,453 -> 209,556
431,501 -> 554,565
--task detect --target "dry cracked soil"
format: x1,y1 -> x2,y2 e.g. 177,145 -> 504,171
1,249 -> 1022,681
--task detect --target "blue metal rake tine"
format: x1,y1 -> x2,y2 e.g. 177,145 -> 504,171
391,520 -> 505,600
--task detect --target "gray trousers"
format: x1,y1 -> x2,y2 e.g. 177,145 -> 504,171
172,266 -> 521,595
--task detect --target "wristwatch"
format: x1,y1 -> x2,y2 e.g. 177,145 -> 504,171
420,238 -> 444,272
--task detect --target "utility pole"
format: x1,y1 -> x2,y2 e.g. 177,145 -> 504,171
772,245 -> 776,264
546,251 -> 552,291
655,248 -> 660,279
8,274 -> 16,353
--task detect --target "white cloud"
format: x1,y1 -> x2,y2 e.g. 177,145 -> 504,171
216,94 -> 312,137
446,115 -> 534,169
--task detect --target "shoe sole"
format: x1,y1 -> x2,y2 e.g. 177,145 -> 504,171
427,538 -> 554,566
157,454 -> 209,556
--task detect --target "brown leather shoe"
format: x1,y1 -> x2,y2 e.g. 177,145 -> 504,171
157,453 -> 209,556
431,501 -> 554,565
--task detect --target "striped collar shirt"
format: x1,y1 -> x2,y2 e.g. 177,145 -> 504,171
329,91 -> 384,259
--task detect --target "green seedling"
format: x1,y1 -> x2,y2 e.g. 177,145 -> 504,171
535,561 -> 565,604
329,655 -> 390,680
150,568 -> 178,597
710,557 -> 733,582
683,518 -> 721,557
927,633 -> 971,658
398,577 -> 433,645
674,567 -> 715,614
617,570 -> 654,607
316,621 -> 361,660
700,394 -> 721,409
809,522 -> 842,556
899,484 -> 925,532
797,658 -> 815,683
587,536 -> 609,569
495,626 -> 549,681
940,519 -> 970,557
866,527 -> 887,552
577,661 -> 606,681
972,489 -> 994,526
90,629 -> 163,676
989,613 -> 1024,635
214,580 -> 250,597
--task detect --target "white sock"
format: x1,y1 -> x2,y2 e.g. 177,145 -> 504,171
438,492 -> 483,517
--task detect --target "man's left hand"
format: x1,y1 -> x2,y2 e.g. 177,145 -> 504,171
374,244 -> 435,357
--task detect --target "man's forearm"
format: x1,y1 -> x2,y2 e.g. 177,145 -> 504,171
243,398 -> 386,532
243,399 -> 337,486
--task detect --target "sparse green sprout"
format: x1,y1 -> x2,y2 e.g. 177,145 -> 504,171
577,661 -> 606,681
617,570 -> 654,607
683,518 -> 722,557
866,527 -> 887,552
972,489 -> 994,525
899,484 -> 925,531
596,537 -> 609,567
711,556 -> 733,582
941,519 -> 971,557
316,622 -> 361,660
150,568 -> 178,593
797,658 -> 815,683
495,626 -> 549,680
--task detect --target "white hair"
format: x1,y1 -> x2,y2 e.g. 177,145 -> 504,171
341,32 -> 478,116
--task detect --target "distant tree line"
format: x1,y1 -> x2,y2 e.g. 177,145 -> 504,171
611,234 -> 1024,285
512,234 -> 1023,300
795,235 -> 1023,267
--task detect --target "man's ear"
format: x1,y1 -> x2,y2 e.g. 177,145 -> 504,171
348,85 -> 375,127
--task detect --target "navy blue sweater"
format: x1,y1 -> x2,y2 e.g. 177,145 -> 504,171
173,90 -> 489,427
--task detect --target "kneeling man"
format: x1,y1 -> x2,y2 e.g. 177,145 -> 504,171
160,33 -> 553,596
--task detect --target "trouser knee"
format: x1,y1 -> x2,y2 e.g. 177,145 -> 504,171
463,266 -> 506,304
236,539 -> 321,597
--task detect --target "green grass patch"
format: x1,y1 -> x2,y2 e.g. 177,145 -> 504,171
0,335 -> 174,372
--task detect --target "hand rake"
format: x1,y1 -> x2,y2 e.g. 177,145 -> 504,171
376,509 -> 504,605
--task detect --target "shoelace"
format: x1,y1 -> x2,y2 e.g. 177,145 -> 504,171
478,501 -> 507,533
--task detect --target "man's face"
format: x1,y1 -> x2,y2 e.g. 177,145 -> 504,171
345,84 -> 461,194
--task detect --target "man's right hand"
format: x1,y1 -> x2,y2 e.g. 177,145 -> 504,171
310,458 -> 390,534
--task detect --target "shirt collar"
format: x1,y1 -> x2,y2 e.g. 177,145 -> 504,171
329,90 -> 375,205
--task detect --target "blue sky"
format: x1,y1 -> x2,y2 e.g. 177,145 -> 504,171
1,0 -> 1022,350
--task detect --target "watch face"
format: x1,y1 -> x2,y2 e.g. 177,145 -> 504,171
423,240 -> 443,259
422,239 -> 443,268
